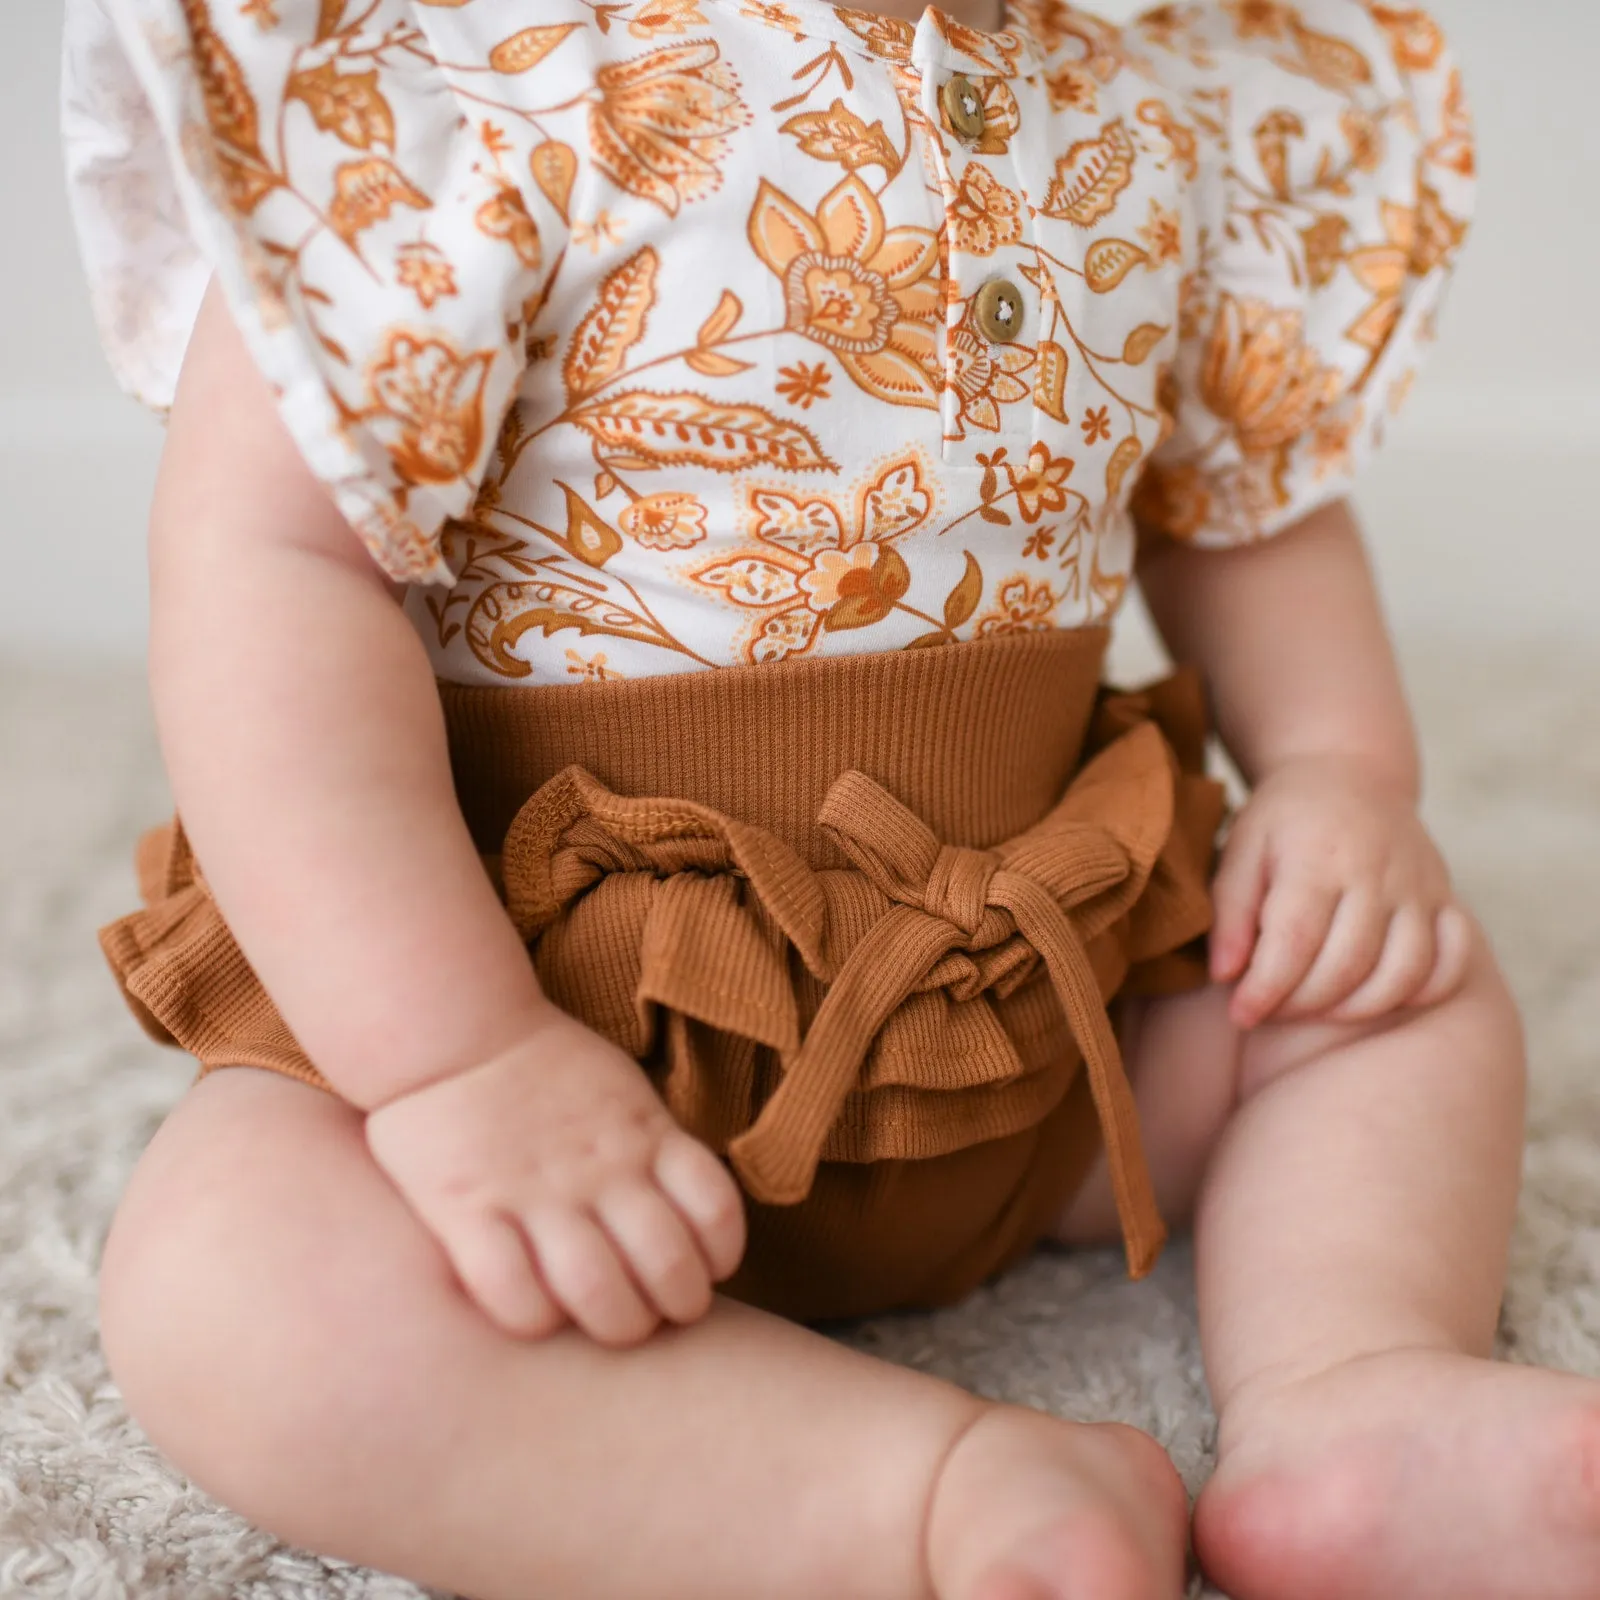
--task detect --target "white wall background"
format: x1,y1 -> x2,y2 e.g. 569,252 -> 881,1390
2,1 -> 1597,664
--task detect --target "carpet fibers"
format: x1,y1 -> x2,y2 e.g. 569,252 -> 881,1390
3,637 -> 1598,1599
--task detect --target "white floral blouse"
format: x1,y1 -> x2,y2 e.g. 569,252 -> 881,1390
63,0 -> 1473,685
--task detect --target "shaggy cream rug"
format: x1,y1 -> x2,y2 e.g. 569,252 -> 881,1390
3,634 -> 1599,1599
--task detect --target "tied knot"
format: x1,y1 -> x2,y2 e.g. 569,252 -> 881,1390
923,843 -> 999,936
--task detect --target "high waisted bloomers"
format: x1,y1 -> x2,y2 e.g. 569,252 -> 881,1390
101,628 -> 1223,1322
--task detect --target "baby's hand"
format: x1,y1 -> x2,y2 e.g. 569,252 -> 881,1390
1210,754 -> 1474,1030
364,1010 -> 746,1347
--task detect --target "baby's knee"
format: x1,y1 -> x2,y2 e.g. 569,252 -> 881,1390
97,1083 -> 429,1527
1236,908 -> 1525,1105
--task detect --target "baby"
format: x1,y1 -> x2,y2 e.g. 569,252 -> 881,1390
62,0 -> 1597,1595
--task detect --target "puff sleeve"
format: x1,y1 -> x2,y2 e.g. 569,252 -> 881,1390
1128,0 -> 1475,547
62,0 -> 568,585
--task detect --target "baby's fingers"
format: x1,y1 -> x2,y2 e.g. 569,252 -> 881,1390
526,1207 -> 659,1348
443,1210 -> 565,1341
1209,823 -> 1269,985
1230,880 -> 1340,1030
1328,903 -> 1437,1021
1275,891 -> 1389,1020
594,1182 -> 715,1327
654,1132 -> 747,1283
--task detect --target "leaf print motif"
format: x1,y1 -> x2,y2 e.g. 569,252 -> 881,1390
1041,120 -> 1136,228
328,157 -> 430,245
553,484 -> 624,566
1084,238 -> 1147,293
685,349 -> 755,377
943,551 -> 983,629
588,43 -> 750,216
1034,340 -> 1069,423
1104,435 -> 1143,503
1122,323 -> 1168,365
490,25 -> 582,75
697,290 -> 743,346
1369,5 -> 1445,69
181,0 -> 280,210
1284,20 -> 1374,92
467,582 -> 670,678
286,62 -> 395,151
571,392 -> 836,473
565,246 -> 660,400
530,141 -> 579,223
781,101 -> 900,175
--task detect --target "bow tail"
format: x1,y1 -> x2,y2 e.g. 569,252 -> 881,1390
727,906 -> 962,1206
991,871 -> 1167,1279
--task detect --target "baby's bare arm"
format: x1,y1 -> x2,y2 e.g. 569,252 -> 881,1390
149,281 -> 552,1111
148,283 -> 744,1343
1136,502 -> 1469,1027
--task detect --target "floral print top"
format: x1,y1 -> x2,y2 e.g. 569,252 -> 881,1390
63,0 -> 1473,685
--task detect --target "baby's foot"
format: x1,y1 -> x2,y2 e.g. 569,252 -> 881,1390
926,1405 -> 1189,1600
1198,1348 -> 1600,1600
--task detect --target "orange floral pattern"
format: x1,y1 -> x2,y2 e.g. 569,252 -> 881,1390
64,0 -> 1472,683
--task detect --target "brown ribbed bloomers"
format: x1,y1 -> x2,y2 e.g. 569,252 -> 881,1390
100,629 -> 1225,1323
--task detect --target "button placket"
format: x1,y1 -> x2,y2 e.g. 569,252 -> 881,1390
914,35 -> 1036,461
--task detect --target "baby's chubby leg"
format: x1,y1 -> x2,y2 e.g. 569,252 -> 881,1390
97,1064 -> 1188,1600
1071,919 -> 1600,1600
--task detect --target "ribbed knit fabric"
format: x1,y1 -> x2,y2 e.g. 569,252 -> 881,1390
99,631 -> 1225,1323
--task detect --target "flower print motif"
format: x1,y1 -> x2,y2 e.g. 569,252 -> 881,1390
1138,198 -> 1183,265
572,211 -> 625,253
1300,213 -> 1349,290
619,492 -> 709,549
241,0 -> 278,27
1309,408 -> 1361,480
935,78 -> 1020,158
1022,524 -> 1057,560
1130,460 -> 1212,540
395,240 -> 458,309
588,43 -> 750,216
1345,188 -> 1466,352
974,575 -> 1059,637
688,454 -> 936,663
775,362 -> 832,409
628,0 -> 710,41
1081,405 -> 1112,444
566,649 -> 624,680
366,331 -> 496,486
945,324 -> 1034,436
1223,0 -> 1296,39
1007,442 -> 1076,523
476,184 -> 542,269
1199,293 -> 1344,454
799,545 -> 884,611
1045,63 -> 1099,116
739,0 -> 805,38
749,175 -> 942,410
948,165 -> 1023,257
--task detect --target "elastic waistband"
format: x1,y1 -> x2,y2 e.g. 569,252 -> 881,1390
440,628 -> 1112,867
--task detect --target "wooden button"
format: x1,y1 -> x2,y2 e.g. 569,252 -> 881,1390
940,74 -> 986,142
973,279 -> 1024,344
